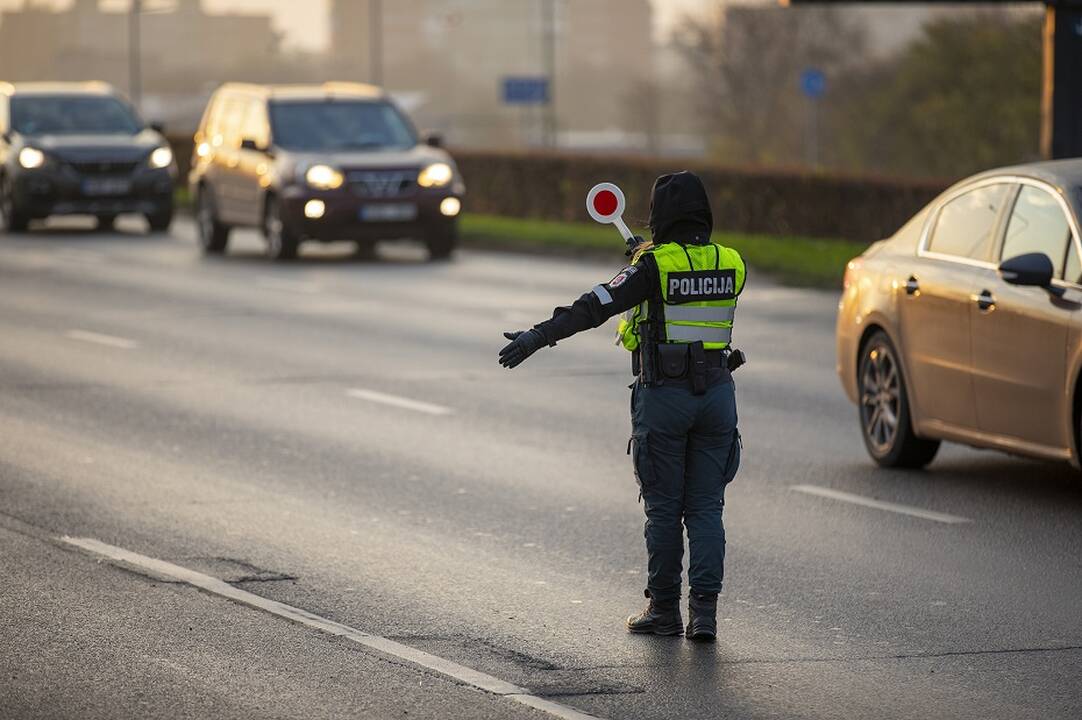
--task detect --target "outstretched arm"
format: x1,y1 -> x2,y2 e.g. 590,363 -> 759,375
498,256 -> 657,369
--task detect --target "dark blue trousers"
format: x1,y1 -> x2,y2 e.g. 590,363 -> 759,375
629,375 -> 740,603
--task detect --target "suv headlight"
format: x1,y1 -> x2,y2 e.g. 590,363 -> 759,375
149,146 -> 173,169
304,164 -> 344,190
18,147 -> 45,169
418,162 -> 453,188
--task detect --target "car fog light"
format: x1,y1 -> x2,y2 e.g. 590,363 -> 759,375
304,199 -> 326,219
440,197 -> 461,217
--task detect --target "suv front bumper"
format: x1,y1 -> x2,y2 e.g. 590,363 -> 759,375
12,167 -> 175,218
278,184 -> 461,241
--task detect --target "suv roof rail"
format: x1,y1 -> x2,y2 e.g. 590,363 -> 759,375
4,80 -> 117,95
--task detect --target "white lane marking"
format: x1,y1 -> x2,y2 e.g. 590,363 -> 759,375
791,485 -> 973,525
257,277 -> 322,294
65,329 -> 139,350
61,537 -> 602,720
346,388 -> 453,416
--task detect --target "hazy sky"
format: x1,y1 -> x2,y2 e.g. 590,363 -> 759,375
0,0 -> 719,51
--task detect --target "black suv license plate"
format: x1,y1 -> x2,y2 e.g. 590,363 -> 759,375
82,178 -> 132,196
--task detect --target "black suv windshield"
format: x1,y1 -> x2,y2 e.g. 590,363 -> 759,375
11,95 -> 143,136
269,100 -> 417,152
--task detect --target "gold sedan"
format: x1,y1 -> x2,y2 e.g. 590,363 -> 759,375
837,161 -> 1082,469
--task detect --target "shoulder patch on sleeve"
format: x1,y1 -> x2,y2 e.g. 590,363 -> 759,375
608,265 -> 638,288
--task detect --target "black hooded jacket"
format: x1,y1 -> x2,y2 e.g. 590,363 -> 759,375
533,171 -> 717,346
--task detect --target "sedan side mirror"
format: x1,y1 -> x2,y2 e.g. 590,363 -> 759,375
423,132 -> 443,149
148,121 -> 166,134
998,252 -> 1065,297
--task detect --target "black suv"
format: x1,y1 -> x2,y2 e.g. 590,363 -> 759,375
0,82 -> 176,233
189,82 -> 465,261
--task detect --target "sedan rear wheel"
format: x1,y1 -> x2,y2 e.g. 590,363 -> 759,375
858,331 -> 940,469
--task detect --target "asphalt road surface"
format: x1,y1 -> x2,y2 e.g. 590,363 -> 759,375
2,218 -> 1080,720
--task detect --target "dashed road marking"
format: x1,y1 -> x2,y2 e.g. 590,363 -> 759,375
61,536 -> 602,720
65,329 -> 139,350
346,388 -> 453,416
791,485 -> 973,525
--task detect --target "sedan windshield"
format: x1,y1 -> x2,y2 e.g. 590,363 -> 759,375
269,100 -> 417,152
11,95 -> 143,136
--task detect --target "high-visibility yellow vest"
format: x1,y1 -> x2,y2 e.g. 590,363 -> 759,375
617,241 -> 745,352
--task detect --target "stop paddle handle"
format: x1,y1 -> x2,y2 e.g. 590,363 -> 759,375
586,182 -> 633,242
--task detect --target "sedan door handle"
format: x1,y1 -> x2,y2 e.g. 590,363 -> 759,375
904,276 -> 920,295
975,289 -> 996,312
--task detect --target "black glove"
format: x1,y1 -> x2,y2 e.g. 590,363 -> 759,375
498,329 -> 547,369
625,234 -> 646,257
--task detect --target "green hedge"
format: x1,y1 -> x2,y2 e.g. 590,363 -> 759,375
452,149 -> 950,243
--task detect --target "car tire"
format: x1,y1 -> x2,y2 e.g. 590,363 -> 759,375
0,177 -> 30,233
196,186 -> 229,254
858,330 -> 940,469
96,214 -> 117,232
264,196 -> 298,261
145,207 -> 173,234
425,224 -> 457,261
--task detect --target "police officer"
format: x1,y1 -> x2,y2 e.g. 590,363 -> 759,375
498,171 -> 743,642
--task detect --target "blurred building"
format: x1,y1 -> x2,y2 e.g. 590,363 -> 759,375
0,0 -> 279,120
330,0 -> 656,151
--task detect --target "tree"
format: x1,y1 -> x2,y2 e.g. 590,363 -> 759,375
829,10 -> 1042,179
672,2 -> 868,167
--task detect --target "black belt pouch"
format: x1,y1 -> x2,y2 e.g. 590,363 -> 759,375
689,341 -> 707,395
657,344 -> 689,380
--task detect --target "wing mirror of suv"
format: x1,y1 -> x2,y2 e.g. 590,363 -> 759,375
240,138 -> 265,153
423,132 -> 443,149
148,121 -> 166,134
998,252 -> 1065,297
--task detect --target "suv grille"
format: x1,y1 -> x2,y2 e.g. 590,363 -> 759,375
346,170 -> 417,199
68,160 -> 140,176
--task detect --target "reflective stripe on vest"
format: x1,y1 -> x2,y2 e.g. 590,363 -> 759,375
664,305 -> 736,323
665,324 -> 733,344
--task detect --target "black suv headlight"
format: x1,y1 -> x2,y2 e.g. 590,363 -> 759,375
18,147 -> 46,169
148,146 -> 173,169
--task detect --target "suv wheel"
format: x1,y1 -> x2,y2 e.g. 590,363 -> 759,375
196,186 -> 229,254
96,214 -> 117,232
425,223 -> 457,261
145,207 -> 173,234
858,330 -> 940,469
0,177 -> 30,233
264,196 -> 298,261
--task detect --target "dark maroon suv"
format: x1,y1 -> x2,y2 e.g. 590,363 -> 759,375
189,82 -> 465,261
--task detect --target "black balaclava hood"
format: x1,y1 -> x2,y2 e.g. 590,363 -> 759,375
647,171 -> 713,245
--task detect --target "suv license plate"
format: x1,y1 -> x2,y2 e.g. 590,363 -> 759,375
360,203 -> 417,222
83,178 -> 132,196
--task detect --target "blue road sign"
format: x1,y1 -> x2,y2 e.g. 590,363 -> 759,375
801,69 -> 826,99
502,77 -> 550,105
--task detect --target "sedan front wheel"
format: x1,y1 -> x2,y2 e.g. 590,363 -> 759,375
858,330 -> 940,469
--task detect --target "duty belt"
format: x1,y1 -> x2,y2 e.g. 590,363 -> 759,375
633,342 -> 733,394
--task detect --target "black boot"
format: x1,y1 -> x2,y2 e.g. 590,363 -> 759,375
686,592 -> 718,642
626,591 -> 683,636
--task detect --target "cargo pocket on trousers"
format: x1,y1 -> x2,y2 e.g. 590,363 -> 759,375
628,431 -> 656,502
722,429 -> 742,485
